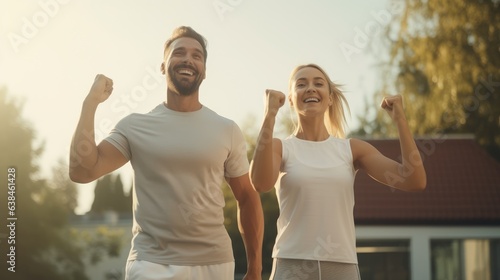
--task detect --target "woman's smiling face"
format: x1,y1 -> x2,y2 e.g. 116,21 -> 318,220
290,66 -> 331,117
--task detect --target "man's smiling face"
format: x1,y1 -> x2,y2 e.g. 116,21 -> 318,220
162,37 -> 206,96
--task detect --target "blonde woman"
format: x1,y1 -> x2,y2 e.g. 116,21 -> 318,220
250,64 -> 426,280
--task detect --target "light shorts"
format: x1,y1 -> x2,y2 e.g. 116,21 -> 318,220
125,259 -> 235,280
270,258 -> 361,280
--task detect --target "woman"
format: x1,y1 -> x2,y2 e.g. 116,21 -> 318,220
250,64 -> 426,280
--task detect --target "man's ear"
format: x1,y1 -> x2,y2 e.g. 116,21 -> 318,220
160,62 -> 166,75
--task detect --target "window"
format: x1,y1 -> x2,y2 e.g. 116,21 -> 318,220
357,239 -> 410,280
431,239 -> 500,280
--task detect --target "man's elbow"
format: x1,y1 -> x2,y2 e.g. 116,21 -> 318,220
69,174 -> 91,184
68,168 -> 95,184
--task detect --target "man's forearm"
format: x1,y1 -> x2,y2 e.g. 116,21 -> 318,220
69,99 -> 100,176
238,192 -> 264,275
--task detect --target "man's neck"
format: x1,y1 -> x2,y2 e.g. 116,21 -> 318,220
165,90 -> 202,112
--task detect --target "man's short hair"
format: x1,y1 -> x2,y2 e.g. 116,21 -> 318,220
164,26 -> 208,64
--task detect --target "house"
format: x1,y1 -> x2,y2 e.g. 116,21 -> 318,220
71,211 -> 133,280
354,135 -> 500,280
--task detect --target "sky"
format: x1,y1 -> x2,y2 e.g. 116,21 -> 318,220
1,0 -> 400,214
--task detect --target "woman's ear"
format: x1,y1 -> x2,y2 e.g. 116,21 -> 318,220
288,94 -> 293,107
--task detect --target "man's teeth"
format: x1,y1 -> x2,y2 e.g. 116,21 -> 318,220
304,97 -> 320,103
178,69 -> 194,76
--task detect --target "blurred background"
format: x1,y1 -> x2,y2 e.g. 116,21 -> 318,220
1,0 -> 499,279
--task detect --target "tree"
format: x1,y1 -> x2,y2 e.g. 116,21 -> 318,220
90,174 -> 132,214
51,158 -> 79,214
0,88 -> 87,280
91,175 -> 114,214
354,0 -> 500,160
112,175 -> 130,213
0,88 -> 126,279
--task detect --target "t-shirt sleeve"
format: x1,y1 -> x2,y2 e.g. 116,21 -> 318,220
104,116 -> 132,160
224,122 -> 250,178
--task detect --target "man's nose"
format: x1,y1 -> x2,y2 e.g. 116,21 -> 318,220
181,55 -> 194,66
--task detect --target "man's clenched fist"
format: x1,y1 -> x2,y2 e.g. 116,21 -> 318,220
87,74 -> 114,104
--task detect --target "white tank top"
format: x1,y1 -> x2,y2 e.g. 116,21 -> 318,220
272,135 -> 358,264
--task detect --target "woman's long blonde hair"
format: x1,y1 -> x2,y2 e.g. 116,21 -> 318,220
288,64 -> 350,138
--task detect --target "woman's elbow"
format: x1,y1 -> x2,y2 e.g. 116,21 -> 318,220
253,183 -> 274,193
249,176 -> 274,193
415,171 -> 427,191
416,177 -> 427,191
407,176 -> 427,192
249,165 -> 277,193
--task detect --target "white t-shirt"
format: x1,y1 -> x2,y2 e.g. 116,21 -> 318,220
105,104 -> 249,266
273,135 -> 358,264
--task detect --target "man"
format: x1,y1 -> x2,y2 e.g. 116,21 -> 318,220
69,26 -> 263,280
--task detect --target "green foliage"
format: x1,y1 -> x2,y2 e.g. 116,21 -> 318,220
0,88 -> 125,279
0,88 -> 87,280
354,0 -> 500,160
51,158 -> 79,214
76,227 -> 125,265
90,174 -> 132,214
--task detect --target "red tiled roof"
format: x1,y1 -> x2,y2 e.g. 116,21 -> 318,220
353,135 -> 500,225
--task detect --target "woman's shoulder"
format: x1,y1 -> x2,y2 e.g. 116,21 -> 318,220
348,137 -> 381,161
348,138 -> 365,148
348,137 -> 371,148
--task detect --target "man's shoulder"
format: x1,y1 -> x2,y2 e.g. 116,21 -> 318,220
201,106 -> 237,126
114,104 -> 163,126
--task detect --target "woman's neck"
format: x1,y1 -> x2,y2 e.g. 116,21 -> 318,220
294,116 -> 330,141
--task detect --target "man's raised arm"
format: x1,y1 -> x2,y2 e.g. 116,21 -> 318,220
69,74 -> 127,183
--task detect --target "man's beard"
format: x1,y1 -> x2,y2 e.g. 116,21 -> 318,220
167,66 -> 203,96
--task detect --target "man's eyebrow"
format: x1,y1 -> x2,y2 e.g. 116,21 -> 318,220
193,49 -> 204,55
173,46 -> 204,56
171,46 -> 185,52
